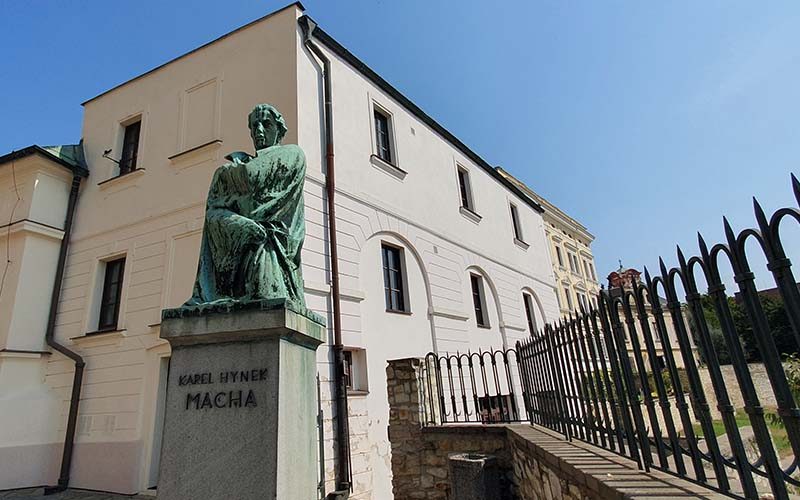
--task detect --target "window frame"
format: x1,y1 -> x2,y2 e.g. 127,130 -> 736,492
563,286 -> 573,310
343,350 -> 353,390
523,293 -> 538,334
555,246 -> 564,268
509,203 -> 524,243
456,166 -> 475,212
470,274 -> 490,328
372,105 -> 395,165
343,348 -> 369,394
381,243 -> 409,313
119,119 -> 142,176
97,257 -> 126,332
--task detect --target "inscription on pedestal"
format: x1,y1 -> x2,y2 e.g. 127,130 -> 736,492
177,368 -> 268,410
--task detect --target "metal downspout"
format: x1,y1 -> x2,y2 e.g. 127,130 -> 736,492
300,16 -> 351,500
44,175 -> 84,495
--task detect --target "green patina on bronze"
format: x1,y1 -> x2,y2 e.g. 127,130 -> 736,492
164,104 -> 317,321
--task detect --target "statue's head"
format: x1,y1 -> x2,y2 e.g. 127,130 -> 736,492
248,104 -> 288,150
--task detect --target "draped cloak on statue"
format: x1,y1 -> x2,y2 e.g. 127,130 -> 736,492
184,144 -> 306,308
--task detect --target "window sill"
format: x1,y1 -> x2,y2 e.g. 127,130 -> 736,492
370,154 -> 407,180
347,389 -> 369,397
459,206 -> 482,224
168,139 -> 222,162
514,238 -> 529,250
477,324 -> 491,330
386,309 -> 412,316
98,168 -> 145,189
71,329 -> 126,345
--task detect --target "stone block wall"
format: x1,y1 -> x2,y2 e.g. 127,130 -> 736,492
387,358 -> 513,499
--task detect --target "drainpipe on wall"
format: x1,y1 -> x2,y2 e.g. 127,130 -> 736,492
300,16 -> 351,500
43,174 -> 84,495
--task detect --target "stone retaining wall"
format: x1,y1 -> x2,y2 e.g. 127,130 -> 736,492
387,358 -> 729,500
698,363 -> 778,420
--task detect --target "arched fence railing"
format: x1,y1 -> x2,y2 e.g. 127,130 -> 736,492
422,174 -> 800,500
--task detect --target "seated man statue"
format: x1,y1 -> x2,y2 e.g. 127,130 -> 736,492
182,104 -> 307,311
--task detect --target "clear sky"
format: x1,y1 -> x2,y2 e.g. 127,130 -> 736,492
2,1 -> 798,289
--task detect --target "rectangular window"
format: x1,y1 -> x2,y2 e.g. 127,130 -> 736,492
343,348 -> 368,393
577,293 -> 588,312
471,274 -> 488,327
374,109 -> 392,163
119,120 -> 141,175
510,203 -> 523,241
382,244 -> 406,312
564,287 -> 573,310
589,263 -> 596,280
457,167 -> 473,210
523,293 -> 537,333
343,350 -> 353,390
98,257 -> 125,331
583,260 -> 590,278
555,246 -> 564,267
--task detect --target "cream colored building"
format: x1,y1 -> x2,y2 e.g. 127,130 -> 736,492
0,4 -> 562,499
497,168 -> 601,318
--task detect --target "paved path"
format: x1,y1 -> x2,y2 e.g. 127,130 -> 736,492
0,489 -> 152,500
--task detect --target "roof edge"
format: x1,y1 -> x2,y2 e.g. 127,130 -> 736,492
0,145 -> 89,177
299,15 -> 543,215
81,1 -> 305,106
496,167 -> 594,241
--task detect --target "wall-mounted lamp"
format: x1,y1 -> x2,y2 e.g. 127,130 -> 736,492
102,148 -> 120,164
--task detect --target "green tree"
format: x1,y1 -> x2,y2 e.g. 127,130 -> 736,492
689,293 -> 796,364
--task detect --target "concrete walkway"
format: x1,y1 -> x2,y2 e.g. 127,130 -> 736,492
0,489 -> 152,500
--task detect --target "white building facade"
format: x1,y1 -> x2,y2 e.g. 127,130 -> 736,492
0,4 -> 561,498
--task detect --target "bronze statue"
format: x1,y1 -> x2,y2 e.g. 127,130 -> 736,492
181,104 -> 307,311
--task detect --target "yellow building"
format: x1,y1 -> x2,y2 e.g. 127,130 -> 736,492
497,168 -> 601,317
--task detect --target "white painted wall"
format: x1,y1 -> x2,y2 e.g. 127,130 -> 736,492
0,156 -> 74,489
295,23 -> 558,498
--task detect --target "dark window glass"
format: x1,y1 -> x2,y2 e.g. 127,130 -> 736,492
98,258 -> 125,331
457,169 -> 472,210
382,244 -> 405,312
523,293 -> 537,333
119,120 -> 141,175
374,110 -> 392,163
343,351 -> 353,390
471,275 -> 487,327
555,246 -> 563,267
510,204 -> 523,241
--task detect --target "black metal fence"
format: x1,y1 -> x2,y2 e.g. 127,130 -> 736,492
422,174 -> 800,499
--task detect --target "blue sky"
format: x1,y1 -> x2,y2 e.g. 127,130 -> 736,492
2,1 -> 798,289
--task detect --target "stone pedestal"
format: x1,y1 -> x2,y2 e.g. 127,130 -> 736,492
156,300 -> 324,500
